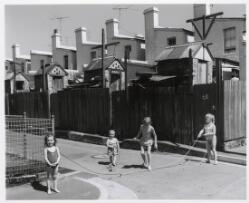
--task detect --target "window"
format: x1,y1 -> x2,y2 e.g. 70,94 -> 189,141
64,55 -> 68,69
27,63 -> 31,72
140,43 -> 145,49
124,45 -> 132,59
16,81 -> 24,90
224,27 -> 236,53
167,37 -> 176,46
5,66 -> 8,71
21,62 -> 25,73
90,51 -> 97,60
197,60 -> 208,84
40,60 -> 44,68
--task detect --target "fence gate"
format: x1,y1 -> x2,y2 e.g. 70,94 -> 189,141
193,84 -> 217,140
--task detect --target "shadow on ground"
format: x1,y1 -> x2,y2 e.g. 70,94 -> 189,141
31,181 -> 47,192
184,158 -> 204,163
122,164 -> 145,169
98,161 -> 110,165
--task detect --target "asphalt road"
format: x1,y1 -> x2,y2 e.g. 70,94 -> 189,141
6,138 -> 247,200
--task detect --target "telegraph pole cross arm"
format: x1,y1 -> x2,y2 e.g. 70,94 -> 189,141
91,42 -> 120,50
186,12 -> 223,40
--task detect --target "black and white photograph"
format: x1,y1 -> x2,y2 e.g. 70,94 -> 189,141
2,0 -> 247,200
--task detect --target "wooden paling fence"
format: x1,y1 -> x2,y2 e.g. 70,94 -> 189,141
223,81 -> 246,142
50,88 -> 111,136
5,81 -> 246,150
112,87 -> 194,145
6,92 -> 49,118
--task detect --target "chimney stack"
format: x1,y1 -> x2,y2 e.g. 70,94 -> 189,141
105,18 -> 119,43
51,29 -> 61,50
75,27 -> 87,44
143,6 -> 159,65
193,4 -> 211,18
12,44 -> 20,59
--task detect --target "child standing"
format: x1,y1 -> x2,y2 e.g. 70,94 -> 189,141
44,134 -> 61,194
106,130 -> 120,167
134,117 -> 158,170
197,113 -> 218,164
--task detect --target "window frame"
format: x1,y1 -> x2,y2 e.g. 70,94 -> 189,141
90,51 -> 97,60
167,37 -> 177,46
64,55 -> 69,69
16,81 -> 24,90
223,27 -> 236,53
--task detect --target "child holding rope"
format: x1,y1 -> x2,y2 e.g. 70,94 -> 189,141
106,129 -> 120,167
134,117 -> 158,170
197,113 -> 218,164
44,134 -> 61,194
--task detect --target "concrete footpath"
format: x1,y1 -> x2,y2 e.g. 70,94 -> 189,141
56,130 -> 247,165
7,139 -> 246,199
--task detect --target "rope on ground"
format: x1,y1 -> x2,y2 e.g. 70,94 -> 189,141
60,138 -> 206,177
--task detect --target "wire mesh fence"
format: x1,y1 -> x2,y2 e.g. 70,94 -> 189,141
6,113 -> 54,181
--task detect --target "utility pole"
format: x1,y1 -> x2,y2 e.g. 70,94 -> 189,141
101,29 -> 105,88
41,60 -> 46,91
12,62 -> 16,93
92,31 -> 120,88
124,45 -> 131,100
186,12 -> 223,41
11,61 -> 22,93
187,11 -> 224,149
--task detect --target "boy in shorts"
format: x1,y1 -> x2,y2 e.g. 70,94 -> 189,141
134,117 -> 158,170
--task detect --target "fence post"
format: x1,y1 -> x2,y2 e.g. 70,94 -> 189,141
47,91 -> 51,118
216,58 -> 224,151
23,112 -> 28,159
51,114 -> 55,135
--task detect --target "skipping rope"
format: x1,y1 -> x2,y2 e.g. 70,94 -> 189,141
60,137 -> 206,178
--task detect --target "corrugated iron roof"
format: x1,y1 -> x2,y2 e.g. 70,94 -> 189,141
5,71 -> 30,81
85,56 -> 124,71
155,42 -> 203,61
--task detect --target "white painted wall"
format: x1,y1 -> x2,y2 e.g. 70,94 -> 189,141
51,30 -> 77,70
144,7 -> 194,65
30,53 -> 52,72
75,27 -> 101,72
105,19 -> 145,61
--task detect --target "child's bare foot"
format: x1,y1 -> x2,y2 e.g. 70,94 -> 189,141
54,188 -> 60,193
47,190 -> 52,194
214,160 -> 218,165
147,165 -> 152,171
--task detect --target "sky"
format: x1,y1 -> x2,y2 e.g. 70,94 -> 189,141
5,4 -> 246,58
